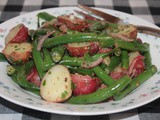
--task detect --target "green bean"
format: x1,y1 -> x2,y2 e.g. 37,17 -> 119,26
67,76 -> 132,104
107,56 -> 121,72
9,65 -> 22,84
32,41 -> 45,78
107,23 -> 118,29
43,33 -> 115,48
99,39 -> 115,48
6,65 -> 16,75
42,48 -> 55,71
121,50 -> 129,70
11,74 -> 19,84
17,67 -> 40,92
67,30 -> 80,35
99,63 -> 107,70
34,29 -> 49,35
92,48 -> 118,60
89,21 -> 108,32
94,66 -> 115,86
29,29 -> 44,41
60,53 -> 111,68
67,66 -> 94,76
114,48 -> 121,57
60,56 -> 84,67
28,30 -> 36,40
84,53 -> 115,86
99,63 -> 110,74
10,62 -> 40,95
114,65 -> 157,100
115,40 -> 149,52
60,51 -> 113,68
100,23 -> 118,35
0,52 -> 7,62
37,17 -> 40,28
37,12 -> 56,21
86,20 -> 118,29
24,61 -> 35,74
92,51 -> 112,60
144,51 -> 152,69
92,53 -> 110,60
99,56 -> 111,74
50,46 -> 65,63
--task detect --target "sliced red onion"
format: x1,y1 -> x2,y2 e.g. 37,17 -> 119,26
81,57 -> 103,69
37,31 -> 55,51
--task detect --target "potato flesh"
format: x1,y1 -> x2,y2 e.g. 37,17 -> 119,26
2,43 -> 32,63
5,24 -> 21,44
67,42 -> 91,47
103,56 -> 111,66
40,65 -> 72,102
129,52 -> 140,65
117,24 -> 137,39
110,24 -> 137,39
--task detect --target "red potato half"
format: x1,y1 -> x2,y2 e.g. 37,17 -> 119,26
40,65 -> 72,102
118,24 -> 137,39
66,42 -> 99,57
71,73 -> 100,96
128,52 -> 145,77
109,65 -> 125,80
110,52 -> 145,79
109,24 -> 137,39
2,42 -> 32,64
110,71 -> 124,80
57,15 -> 88,31
5,24 -> 28,44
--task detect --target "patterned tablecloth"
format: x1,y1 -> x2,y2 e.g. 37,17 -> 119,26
0,0 -> 160,120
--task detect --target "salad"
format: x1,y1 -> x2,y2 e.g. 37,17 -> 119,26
0,11 -> 157,104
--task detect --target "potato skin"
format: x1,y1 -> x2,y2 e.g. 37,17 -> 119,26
2,42 -> 32,64
71,74 -> 100,96
58,15 -> 88,32
66,42 -> 99,57
40,65 -> 72,102
5,24 -> 28,44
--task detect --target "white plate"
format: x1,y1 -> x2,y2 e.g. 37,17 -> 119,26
0,7 -> 160,116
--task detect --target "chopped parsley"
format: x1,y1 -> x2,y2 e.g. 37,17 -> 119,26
61,90 -> 68,98
43,80 -> 46,86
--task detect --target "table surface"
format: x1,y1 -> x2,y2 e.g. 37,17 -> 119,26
0,0 -> 160,120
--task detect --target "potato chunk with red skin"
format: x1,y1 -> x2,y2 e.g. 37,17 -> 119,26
71,74 -> 100,96
5,24 -> 28,44
118,24 -> 137,39
2,43 -> 32,64
110,52 -> 145,79
128,52 -> 145,77
109,24 -> 137,39
57,15 -> 88,31
40,65 -> 72,102
66,42 -> 99,57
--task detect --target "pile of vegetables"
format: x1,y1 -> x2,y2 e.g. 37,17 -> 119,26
0,11 -> 157,104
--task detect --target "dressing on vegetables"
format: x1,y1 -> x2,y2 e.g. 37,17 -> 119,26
0,11 -> 157,104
